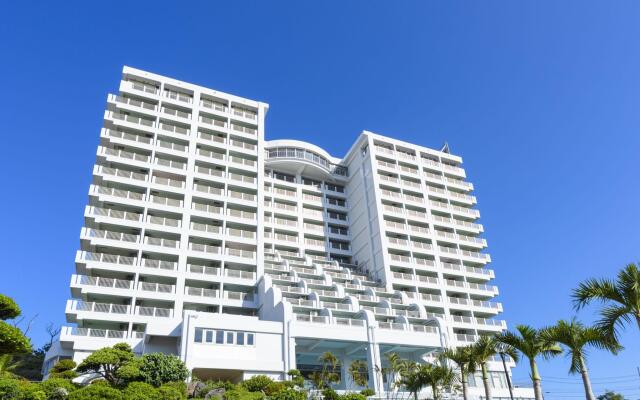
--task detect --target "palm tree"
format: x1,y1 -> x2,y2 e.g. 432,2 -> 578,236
348,360 -> 369,389
497,325 -> 562,400
495,342 -> 520,400
573,263 -> 640,342
543,319 -> 621,400
309,351 -> 341,390
397,360 -> 422,400
470,336 -> 503,400
441,346 -> 476,400
417,363 -> 458,400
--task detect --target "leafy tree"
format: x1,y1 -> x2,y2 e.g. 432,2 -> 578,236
497,325 -> 562,400
75,343 -> 135,386
0,378 -> 20,399
0,294 -> 31,355
11,347 -> 45,381
309,352 -> 340,390
543,319 -> 621,400
50,359 -> 79,379
68,382 -> 124,400
441,345 -> 477,400
348,360 -> 368,388
269,387 -> 307,400
137,353 -> 189,387
38,378 -> 77,398
0,354 -> 20,378
597,390 -> 625,400
573,263 -> 640,343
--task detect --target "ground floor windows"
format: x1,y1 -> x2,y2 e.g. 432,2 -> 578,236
194,328 -> 255,346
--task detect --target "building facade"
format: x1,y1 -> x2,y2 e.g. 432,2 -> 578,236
45,66 -> 532,399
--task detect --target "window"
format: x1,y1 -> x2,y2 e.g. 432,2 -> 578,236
195,328 -> 255,346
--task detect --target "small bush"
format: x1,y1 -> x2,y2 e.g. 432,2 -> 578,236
157,383 -> 186,400
224,387 -> 265,400
241,375 -> 273,393
68,383 -> 124,400
203,380 -> 237,392
39,378 -> 77,397
360,389 -> 375,397
0,378 -> 20,399
340,394 -> 366,400
123,382 -> 157,400
269,387 -> 307,400
16,381 -> 47,400
264,381 -> 286,395
322,388 -> 339,400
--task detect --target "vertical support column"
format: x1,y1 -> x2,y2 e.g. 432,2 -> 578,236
366,341 -> 383,394
340,355 -> 353,391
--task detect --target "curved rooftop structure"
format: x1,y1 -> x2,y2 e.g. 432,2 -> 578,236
264,139 -> 348,180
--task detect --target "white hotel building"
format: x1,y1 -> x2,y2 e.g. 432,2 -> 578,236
45,66 -> 532,399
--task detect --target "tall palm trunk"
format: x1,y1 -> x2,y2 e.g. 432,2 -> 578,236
578,357 -> 595,400
529,359 -> 543,400
460,373 -> 469,400
499,353 -> 514,400
481,363 -> 492,400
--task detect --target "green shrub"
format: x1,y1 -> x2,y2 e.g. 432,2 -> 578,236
15,381 -> 46,400
0,295 -> 20,320
268,387 -> 307,400
241,375 -> 273,393
224,387 -> 265,400
38,378 -> 77,397
203,380 -> 237,392
49,360 -> 79,380
157,381 -> 187,400
359,389 -> 375,397
321,388 -> 339,400
340,394 -> 366,400
68,383 -> 124,400
0,378 -> 20,399
138,353 -> 189,387
123,382 -> 157,400
264,381 -> 286,395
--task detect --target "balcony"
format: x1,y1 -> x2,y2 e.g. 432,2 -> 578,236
224,269 -> 256,280
83,228 -> 139,244
224,291 -> 254,302
189,243 -> 221,254
138,281 -> 176,294
135,306 -> 174,318
141,258 -> 177,271
97,165 -> 147,182
77,251 -> 136,267
186,264 -> 220,276
151,176 -> 185,189
62,326 -> 143,340
109,111 -> 155,129
101,146 -> 150,163
184,287 -> 218,298
194,183 -> 224,196
87,206 -> 142,223
71,274 -> 133,290
92,185 -> 144,202
69,300 -> 130,315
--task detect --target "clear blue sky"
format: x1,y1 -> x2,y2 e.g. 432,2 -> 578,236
1,1 -> 639,398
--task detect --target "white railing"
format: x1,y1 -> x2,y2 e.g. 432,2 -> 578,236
149,194 -> 183,208
79,251 -> 136,266
164,89 -> 192,103
141,258 -> 177,271
93,185 -> 144,201
110,111 -> 155,128
194,183 -> 224,195
230,139 -> 256,150
72,274 -> 132,290
138,281 -> 175,293
295,314 -> 328,324
160,122 -> 190,135
184,286 -> 218,298
155,157 -> 186,170
224,291 -> 254,301
88,206 -> 142,222
101,146 -> 150,163
144,236 -> 178,248
379,322 -> 406,331
129,80 -> 158,95
71,300 -> 130,314
411,325 -> 438,334
189,243 -> 221,254
136,306 -> 174,318
98,165 -> 147,181
64,326 -> 133,339
198,131 -> 226,144
157,139 -> 188,153
200,99 -> 227,112
335,317 -> 365,327
191,222 -> 221,234
230,123 -> 257,135
84,228 -> 139,243
152,176 -> 185,188
226,248 -> 256,259
228,191 -> 256,201
224,269 -> 256,280
192,202 -> 222,214
187,264 -> 220,275
147,215 -> 182,228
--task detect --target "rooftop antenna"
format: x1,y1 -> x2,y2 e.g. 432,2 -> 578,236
441,142 -> 451,154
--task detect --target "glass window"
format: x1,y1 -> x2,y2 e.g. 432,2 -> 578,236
205,330 -> 213,343
194,328 -> 203,343
247,333 -> 254,345
226,331 -> 234,344
237,332 -> 245,345
216,330 -> 224,344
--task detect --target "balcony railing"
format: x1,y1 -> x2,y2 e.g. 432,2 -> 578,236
70,300 -> 130,315
72,274 -> 133,290
135,306 -> 174,318
88,206 -> 142,222
184,287 -> 218,298
138,281 -> 175,294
